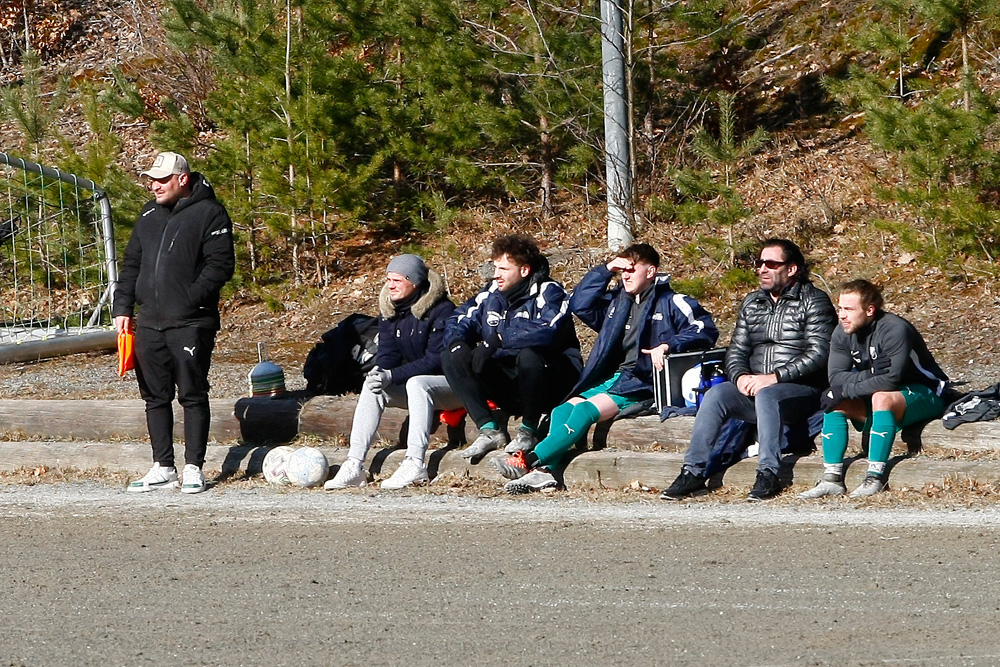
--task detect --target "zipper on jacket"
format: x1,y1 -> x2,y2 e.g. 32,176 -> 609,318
152,210 -> 173,326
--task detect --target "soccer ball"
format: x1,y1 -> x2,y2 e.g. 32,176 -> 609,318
262,445 -> 294,485
285,446 -> 330,488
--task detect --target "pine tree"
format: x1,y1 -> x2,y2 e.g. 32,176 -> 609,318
657,91 -> 768,268
825,0 -> 1000,270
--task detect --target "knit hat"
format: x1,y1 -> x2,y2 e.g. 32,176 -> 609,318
386,254 -> 429,287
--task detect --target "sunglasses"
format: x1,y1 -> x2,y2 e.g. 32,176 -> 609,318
755,259 -> 788,270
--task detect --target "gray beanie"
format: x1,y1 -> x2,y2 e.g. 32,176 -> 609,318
386,254 -> 429,287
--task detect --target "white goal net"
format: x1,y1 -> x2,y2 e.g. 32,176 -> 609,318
0,152 -> 118,363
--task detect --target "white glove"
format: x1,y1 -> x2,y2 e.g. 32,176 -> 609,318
364,366 -> 392,394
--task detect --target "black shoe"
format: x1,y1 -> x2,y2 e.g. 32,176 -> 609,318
747,469 -> 782,501
660,470 -> 707,500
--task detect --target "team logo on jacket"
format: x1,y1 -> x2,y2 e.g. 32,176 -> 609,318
486,311 -> 502,327
652,313 -> 663,321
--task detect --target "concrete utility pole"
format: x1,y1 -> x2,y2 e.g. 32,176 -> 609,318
600,0 -> 633,250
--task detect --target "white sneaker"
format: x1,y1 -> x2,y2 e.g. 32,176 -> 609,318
181,464 -> 207,494
504,468 -> 558,495
461,428 -> 508,459
380,458 -> 429,489
798,475 -> 846,499
324,458 -> 367,489
127,463 -> 178,493
850,474 -> 887,498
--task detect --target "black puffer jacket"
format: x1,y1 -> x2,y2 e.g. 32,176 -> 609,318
725,280 -> 836,389
113,173 -> 235,331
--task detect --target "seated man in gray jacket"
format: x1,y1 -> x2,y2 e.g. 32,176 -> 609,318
800,279 -> 948,499
662,239 -> 837,501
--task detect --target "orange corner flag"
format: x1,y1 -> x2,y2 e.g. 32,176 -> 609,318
117,330 -> 135,376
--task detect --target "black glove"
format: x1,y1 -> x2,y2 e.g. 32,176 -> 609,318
870,355 -> 891,375
820,385 -> 845,413
484,329 -> 503,349
445,339 -> 473,364
471,341 -> 497,374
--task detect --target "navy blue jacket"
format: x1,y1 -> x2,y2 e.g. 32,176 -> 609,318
377,270 -> 455,386
569,265 -> 719,397
445,259 -> 581,363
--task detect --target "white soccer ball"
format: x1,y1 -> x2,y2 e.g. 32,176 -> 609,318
285,446 -> 330,488
682,364 -> 703,408
262,445 -> 294,485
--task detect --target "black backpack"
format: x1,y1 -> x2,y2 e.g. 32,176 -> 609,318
303,313 -> 379,395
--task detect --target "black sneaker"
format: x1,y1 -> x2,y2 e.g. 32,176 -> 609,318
746,469 -> 782,501
659,470 -> 707,500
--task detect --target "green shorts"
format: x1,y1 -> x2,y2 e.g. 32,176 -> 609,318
578,372 -> 647,411
851,383 -> 945,430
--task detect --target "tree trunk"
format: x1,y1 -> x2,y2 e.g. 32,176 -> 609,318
539,113 -> 554,217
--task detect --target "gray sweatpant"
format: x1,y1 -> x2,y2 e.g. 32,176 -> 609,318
348,375 -> 464,464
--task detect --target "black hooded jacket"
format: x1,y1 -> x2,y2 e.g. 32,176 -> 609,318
113,173 -> 235,331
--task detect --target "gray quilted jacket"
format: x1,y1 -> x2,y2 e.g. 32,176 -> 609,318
725,280 -> 836,389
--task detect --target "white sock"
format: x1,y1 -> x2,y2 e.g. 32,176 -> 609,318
823,463 -> 843,479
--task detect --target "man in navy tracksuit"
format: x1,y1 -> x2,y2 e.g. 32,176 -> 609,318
114,152 -> 235,495
494,243 -> 719,493
441,234 -> 583,459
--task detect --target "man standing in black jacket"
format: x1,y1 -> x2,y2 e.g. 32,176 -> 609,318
662,239 -> 836,501
114,152 -> 235,495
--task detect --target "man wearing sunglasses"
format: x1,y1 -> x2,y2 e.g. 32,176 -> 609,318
662,238 -> 836,501
114,152 -> 235,495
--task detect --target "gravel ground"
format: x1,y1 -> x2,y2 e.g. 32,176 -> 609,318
2,483 -> 1000,666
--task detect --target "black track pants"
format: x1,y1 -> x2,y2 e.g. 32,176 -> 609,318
133,326 -> 216,468
441,345 -> 579,431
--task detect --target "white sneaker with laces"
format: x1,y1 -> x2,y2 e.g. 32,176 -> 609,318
181,464 -> 207,494
324,458 -> 367,489
380,458 -> 429,489
504,468 -> 558,495
127,463 -> 178,493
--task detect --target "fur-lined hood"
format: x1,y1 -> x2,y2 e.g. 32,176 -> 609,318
379,268 -> 448,319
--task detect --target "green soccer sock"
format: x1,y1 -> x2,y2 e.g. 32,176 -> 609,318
821,411 -> 849,466
867,410 -> 898,469
548,401 -> 575,432
534,401 -> 602,468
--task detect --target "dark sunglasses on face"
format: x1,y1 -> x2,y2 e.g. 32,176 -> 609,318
755,258 -> 788,269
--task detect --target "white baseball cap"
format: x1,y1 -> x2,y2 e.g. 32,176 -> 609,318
141,152 -> 190,179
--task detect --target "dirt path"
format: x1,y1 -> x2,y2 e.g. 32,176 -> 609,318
2,484 -> 1000,666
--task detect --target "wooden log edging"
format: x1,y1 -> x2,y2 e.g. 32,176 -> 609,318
1,396 -> 1000,490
